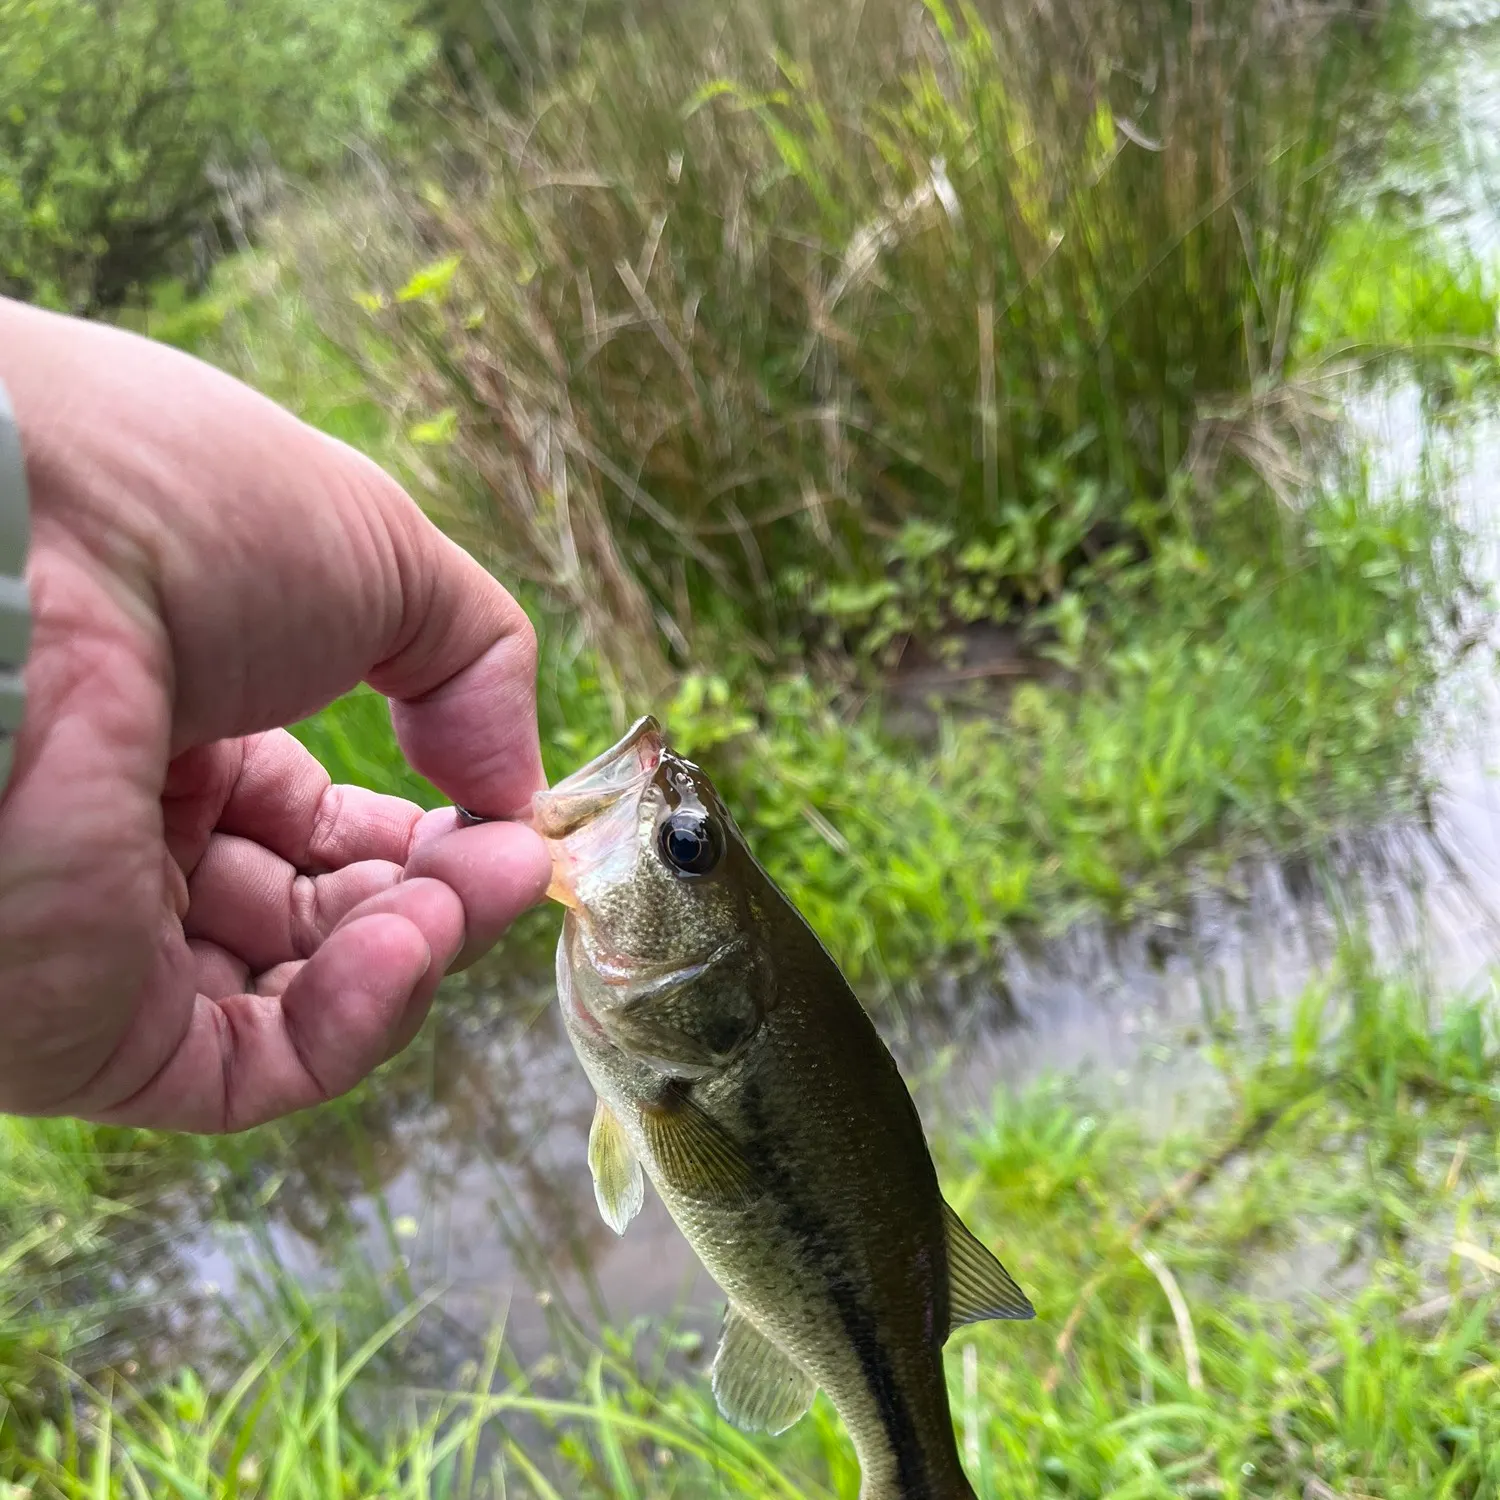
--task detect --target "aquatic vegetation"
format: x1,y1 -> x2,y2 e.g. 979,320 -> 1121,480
339,0 -> 1414,687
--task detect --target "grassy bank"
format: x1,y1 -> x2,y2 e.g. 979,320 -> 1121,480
2,942 -> 1498,1496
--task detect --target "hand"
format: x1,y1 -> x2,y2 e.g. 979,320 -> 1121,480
0,297 -> 553,1132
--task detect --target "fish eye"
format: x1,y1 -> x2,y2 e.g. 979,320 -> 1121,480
657,809 -> 724,876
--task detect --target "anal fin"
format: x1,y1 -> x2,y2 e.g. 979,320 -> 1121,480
943,1200 -> 1035,1330
711,1304 -> 816,1435
588,1099 -> 645,1235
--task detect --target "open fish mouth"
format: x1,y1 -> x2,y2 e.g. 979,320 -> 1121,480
533,715 -> 664,837
532,715 -> 665,907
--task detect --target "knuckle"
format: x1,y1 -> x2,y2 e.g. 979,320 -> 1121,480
288,874 -> 322,957
306,783 -> 345,871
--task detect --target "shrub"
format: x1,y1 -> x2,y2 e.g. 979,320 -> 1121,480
0,0 -> 433,312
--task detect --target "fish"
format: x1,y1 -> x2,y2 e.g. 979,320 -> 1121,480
531,715 -> 1034,1500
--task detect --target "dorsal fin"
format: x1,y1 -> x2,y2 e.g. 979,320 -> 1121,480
942,1201 -> 1035,1331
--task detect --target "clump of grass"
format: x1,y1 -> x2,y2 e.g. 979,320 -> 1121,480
291,0 -> 1418,687
12,1312 -> 504,1500
933,945 -> 1500,1498
0,1119 -> 163,1451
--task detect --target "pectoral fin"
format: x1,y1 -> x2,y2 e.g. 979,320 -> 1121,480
711,1304 -> 816,1434
588,1100 -> 645,1235
640,1085 -> 759,1209
942,1201 -> 1035,1329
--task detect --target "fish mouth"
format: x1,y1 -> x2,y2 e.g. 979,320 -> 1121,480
532,716 -> 665,907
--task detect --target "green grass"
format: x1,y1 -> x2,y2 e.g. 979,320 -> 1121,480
3,941 -> 1498,1497
692,479 -> 1466,986
1299,207 -> 1500,408
318,0 -> 1418,686
0,1118 -> 159,1455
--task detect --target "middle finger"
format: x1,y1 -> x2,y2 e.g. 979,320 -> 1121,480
184,832 -> 402,973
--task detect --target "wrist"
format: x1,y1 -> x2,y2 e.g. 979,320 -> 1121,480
0,378 -> 31,800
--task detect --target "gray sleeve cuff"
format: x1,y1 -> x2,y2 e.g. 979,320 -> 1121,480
0,379 -> 30,799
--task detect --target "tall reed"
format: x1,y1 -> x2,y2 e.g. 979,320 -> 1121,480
312,0 -> 1413,689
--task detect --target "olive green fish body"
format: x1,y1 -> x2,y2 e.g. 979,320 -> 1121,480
538,718 -> 1032,1500
561,903 -> 975,1498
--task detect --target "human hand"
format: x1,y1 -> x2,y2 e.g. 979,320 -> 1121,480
0,297 -> 553,1132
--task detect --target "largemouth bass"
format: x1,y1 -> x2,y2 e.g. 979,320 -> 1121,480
531,716 -> 1034,1500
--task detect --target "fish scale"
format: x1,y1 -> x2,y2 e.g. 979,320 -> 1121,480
535,716 -> 1035,1500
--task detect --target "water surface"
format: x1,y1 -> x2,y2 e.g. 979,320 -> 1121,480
136,380 -> 1500,1407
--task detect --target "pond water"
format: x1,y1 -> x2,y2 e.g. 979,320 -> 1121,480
134,379 -> 1500,1401
98,5 -> 1500,1405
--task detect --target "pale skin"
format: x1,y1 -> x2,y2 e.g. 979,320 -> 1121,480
0,296 -> 554,1132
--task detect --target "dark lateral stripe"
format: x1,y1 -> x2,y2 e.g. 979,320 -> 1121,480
733,1079 -> 930,1494
836,1283 -> 930,1497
